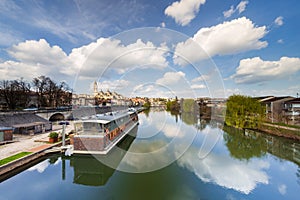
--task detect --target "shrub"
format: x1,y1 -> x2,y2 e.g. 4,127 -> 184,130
49,132 -> 58,138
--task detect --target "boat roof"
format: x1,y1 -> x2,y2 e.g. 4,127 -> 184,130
75,110 -> 136,124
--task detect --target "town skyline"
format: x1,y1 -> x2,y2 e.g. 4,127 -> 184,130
0,0 -> 299,98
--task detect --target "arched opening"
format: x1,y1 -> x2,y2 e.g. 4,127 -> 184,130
49,113 -> 65,122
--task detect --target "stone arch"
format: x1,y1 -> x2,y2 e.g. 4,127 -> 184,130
49,113 -> 65,122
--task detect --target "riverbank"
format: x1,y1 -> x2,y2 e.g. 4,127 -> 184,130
0,141 -> 64,179
258,123 -> 300,141
0,122 -> 73,178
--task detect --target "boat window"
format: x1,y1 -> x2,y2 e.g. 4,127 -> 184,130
75,122 -> 104,136
74,123 -> 83,132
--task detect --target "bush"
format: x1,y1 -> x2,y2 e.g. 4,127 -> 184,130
49,132 -> 58,138
225,95 -> 265,129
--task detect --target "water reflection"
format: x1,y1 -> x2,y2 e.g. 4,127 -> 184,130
172,108 -> 300,194
27,156 -> 61,173
3,109 -> 299,199
118,111 -> 196,172
69,155 -> 115,186
68,128 -> 137,186
177,145 -> 270,194
223,126 -> 268,160
222,125 -> 300,166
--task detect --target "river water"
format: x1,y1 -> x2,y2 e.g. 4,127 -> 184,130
0,110 -> 299,200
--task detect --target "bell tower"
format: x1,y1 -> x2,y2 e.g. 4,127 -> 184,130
93,81 -> 98,97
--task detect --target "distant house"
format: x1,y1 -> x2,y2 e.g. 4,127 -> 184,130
259,96 -> 296,123
283,98 -> 300,125
0,113 -> 52,135
72,94 -> 95,106
0,127 -> 13,142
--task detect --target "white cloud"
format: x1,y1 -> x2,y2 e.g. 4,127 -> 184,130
7,39 -> 68,66
277,39 -> 284,44
191,84 -> 206,89
0,61 -> 44,81
95,79 -> 130,91
231,57 -> 300,84
223,6 -> 235,18
278,184 -> 287,195
156,71 -> 186,85
274,16 -> 284,26
236,1 -> 248,13
133,84 -> 170,98
1,37 -> 168,81
164,0 -> 206,26
174,17 -> 268,65
72,38 -> 169,78
192,75 -> 210,82
0,39 -> 71,80
223,1 -> 248,18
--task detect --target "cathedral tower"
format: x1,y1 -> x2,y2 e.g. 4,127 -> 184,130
93,81 -> 98,96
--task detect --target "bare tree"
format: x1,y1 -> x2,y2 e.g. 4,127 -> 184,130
32,76 -> 72,108
0,78 -> 31,110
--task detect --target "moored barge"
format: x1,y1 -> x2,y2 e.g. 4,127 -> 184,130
72,108 -> 138,154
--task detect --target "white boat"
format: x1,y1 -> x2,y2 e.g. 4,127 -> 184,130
72,108 -> 139,154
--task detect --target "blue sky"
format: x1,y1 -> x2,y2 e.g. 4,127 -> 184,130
0,0 -> 300,98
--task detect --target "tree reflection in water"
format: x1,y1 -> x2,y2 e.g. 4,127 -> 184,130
223,126 -> 268,160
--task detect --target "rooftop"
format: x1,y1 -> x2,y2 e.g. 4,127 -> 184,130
0,113 -> 50,128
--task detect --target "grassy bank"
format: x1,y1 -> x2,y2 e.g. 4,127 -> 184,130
259,123 -> 300,141
0,152 -> 32,166
264,121 -> 300,129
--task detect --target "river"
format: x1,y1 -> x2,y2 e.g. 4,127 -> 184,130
0,110 -> 299,199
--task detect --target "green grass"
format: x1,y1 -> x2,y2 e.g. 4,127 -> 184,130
0,152 -> 32,166
265,121 -> 300,129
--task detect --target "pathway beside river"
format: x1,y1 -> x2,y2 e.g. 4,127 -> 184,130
0,123 -> 73,160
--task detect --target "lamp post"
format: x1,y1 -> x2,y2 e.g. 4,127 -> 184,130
62,123 -> 66,147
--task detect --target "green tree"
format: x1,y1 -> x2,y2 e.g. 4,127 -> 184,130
166,97 -> 180,113
142,98 -> 151,109
182,99 -> 193,112
225,95 -> 265,129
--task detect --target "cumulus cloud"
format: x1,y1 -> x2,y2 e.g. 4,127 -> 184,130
192,75 -> 210,82
223,1 -> 248,18
133,84 -> 169,98
72,38 -> 169,77
274,16 -> 284,26
231,57 -> 300,84
174,17 -> 268,65
164,0 -> 206,26
95,79 -> 130,91
191,84 -> 206,89
7,39 -> 68,65
0,39 -> 71,80
156,71 -> 186,85
0,37 -> 168,81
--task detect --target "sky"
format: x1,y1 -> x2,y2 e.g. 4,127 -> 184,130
0,0 -> 300,98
